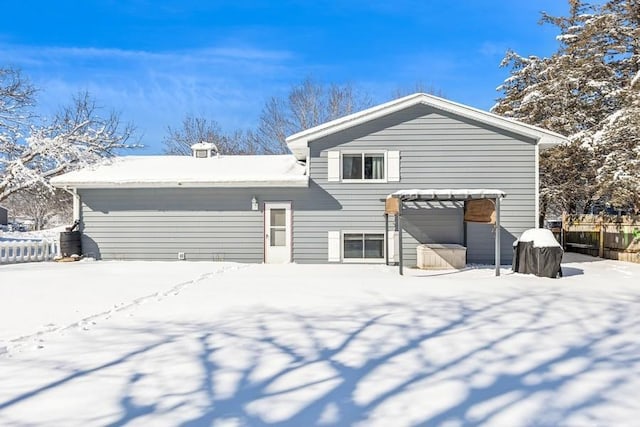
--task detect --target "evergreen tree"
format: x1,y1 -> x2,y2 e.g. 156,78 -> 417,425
494,0 -> 640,217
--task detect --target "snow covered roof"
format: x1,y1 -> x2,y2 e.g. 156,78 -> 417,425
389,189 -> 506,201
286,93 -> 568,160
50,155 -> 308,189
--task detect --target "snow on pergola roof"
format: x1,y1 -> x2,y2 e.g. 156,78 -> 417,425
50,155 -> 308,189
388,189 -> 506,201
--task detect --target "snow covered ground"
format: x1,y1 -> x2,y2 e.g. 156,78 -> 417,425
0,225 -> 66,242
1,254 -> 639,426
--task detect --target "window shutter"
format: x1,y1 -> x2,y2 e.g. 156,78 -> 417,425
327,151 -> 340,182
328,231 -> 341,262
387,151 -> 400,182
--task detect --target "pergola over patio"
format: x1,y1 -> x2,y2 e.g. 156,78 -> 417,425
385,189 -> 507,276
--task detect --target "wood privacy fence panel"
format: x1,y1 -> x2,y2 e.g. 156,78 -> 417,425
563,214 -> 640,263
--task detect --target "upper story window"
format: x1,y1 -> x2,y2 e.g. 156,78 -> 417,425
326,150 -> 400,183
343,153 -> 385,180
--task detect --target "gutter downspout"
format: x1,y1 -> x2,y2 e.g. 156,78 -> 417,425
60,187 -> 81,224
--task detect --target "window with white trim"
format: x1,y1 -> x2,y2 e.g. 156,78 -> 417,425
343,233 -> 384,259
342,153 -> 385,181
326,150 -> 400,183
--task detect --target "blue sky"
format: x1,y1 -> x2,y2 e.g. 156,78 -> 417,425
1,1 -> 568,154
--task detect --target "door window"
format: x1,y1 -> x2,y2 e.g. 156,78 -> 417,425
270,209 -> 286,247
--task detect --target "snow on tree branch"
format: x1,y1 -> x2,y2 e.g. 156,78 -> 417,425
0,74 -> 140,203
494,0 -> 640,216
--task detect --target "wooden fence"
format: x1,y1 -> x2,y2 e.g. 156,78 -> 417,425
562,214 -> 640,263
0,239 -> 59,264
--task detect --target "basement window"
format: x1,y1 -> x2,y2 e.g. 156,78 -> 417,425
343,233 -> 384,260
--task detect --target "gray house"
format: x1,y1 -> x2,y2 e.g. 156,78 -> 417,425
51,93 -> 566,266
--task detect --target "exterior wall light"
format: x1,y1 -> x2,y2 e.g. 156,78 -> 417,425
251,196 -> 259,211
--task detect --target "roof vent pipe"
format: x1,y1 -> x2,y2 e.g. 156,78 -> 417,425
191,142 -> 218,158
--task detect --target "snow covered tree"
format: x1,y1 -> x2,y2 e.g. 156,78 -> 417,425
494,0 -> 640,217
253,77 -> 373,153
539,143 -> 597,219
4,184 -> 72,230
0,78 -> 138,203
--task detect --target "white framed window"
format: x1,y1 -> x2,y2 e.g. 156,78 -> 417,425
326,150 -> 400,183
342,153 -> 385,181
343,232 -> 385,262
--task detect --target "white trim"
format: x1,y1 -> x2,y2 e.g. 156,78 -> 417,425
341,179 -> 388,184
387,150 -> 400,182
340,151 -> 387,183
52,178 -> 309,189
535,143 -> 540,228
327,231 -> 340,262
72,189 -> 81,222
341,230 -> 386,263
264,202 -> 292,264
286,93 -> 568,160
327,151 -> 340,182
340,149 -> 388,154
342,258 -> 385,264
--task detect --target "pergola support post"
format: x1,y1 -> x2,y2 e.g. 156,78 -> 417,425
384,213 -> 389,265
386,190 -> 506,277
495,197 -> 501,277
398,198 -> 404,276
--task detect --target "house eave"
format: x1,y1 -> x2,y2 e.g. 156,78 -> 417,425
286,93 -> 569,160
51,177 -> 310,190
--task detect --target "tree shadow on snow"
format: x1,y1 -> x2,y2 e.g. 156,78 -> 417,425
2,292 -> 640,426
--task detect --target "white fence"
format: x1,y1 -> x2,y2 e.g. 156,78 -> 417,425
0,239 -> 59,264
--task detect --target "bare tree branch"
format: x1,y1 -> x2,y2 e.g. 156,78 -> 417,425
253,77 -> 373,154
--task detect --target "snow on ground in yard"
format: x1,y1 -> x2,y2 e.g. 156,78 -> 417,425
0,261 -> 236,344
1,253 -> 640,426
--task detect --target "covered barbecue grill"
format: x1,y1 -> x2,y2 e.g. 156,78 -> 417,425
512,228 -> 563,278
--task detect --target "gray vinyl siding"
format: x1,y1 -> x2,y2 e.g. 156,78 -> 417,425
79,103 -> 536,265
305,103 -> 536,265
79,188 -> 307,262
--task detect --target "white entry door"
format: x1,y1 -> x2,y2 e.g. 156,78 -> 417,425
264,202 -> 292,263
